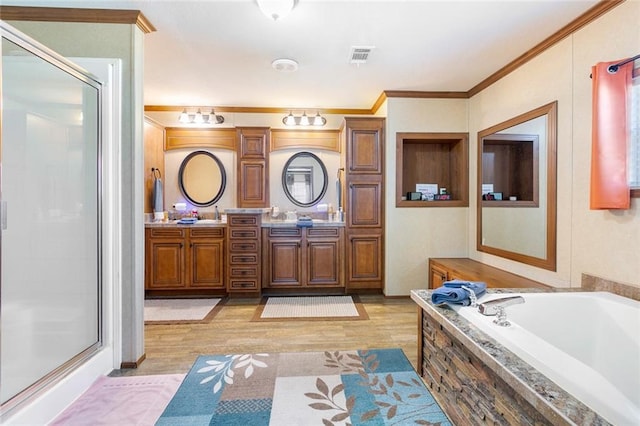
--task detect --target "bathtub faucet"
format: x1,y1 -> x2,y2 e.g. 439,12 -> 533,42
478,295 -> 525,327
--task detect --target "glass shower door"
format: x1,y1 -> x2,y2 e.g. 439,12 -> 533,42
1,28 -> 103,410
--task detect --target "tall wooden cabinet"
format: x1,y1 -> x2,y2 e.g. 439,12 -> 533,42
343,117 -> 385,291
237,127 -> 269,208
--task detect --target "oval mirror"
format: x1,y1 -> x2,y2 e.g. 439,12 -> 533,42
282,151 -> 328,207
178,150 -> 226,207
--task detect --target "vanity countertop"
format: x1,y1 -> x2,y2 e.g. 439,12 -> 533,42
145,220 -> 226,228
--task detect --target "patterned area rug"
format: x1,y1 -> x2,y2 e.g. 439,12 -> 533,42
144,298 -> 223,324
50,374 -> 184,425
157,348 -> 451,425
252,295 -> 369,321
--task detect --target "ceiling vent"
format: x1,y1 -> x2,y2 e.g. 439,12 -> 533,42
349,46 -> 375,64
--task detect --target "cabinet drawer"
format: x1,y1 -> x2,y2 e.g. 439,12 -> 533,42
190,227 -> 224,238
229,216 -> 258,227
149,228 -> 185,238
230,253 -> 258,264
229,266 -> 258,278
307,227 -> 340,238
268,227 -> 302,238
230,228 -> 259,239
229,279 -> 258,290
229,240 -> 258,252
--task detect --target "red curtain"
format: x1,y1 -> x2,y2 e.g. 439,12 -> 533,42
590,60 -> 633,210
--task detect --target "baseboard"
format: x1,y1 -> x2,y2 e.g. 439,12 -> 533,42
120,353 -> 146,369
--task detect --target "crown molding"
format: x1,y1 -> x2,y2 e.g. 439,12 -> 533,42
144,105 -> 372,115
0,6 -> 156,33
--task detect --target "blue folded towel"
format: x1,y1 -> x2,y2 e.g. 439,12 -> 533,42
431,280 -> 487,306
296,218 -> 313,228
177,217 -> 198,224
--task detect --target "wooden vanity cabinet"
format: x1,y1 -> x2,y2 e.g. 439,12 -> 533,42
428,258 -> 551,289
263,227 -> 345,289
145,227 -> 225,292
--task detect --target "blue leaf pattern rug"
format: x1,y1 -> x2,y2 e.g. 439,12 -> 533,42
157,348 -> 451,425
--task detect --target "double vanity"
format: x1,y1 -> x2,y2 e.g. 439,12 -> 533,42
145,209 -> 347,297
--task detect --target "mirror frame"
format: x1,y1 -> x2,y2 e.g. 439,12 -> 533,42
477,101 -> 557,271
282,151 -> 328,207
178,150 -> 226,207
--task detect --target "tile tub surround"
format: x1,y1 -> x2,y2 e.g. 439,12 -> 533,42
582,273 -> 640,301
411,289 -> 611,426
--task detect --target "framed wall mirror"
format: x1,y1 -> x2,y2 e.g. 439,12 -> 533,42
282,151 -> 328,207
179,150 -> 226,207
477,101 -> 557,271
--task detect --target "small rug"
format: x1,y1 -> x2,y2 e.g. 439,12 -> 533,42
144,298 -> 223,324
157,348 -> 451,425
252,295 -> 368,321
51,374 -> 184,426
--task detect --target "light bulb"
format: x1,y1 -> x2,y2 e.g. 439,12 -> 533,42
194,109 -> 203,123
284,112 -> 296,126
299,112 -> 310,126
313,112 -> 325,126
179,108 -> 189,123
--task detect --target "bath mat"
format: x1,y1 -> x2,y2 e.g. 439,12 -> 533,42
50,374 -> 184,426
252,295 -> 368,321
144,298 -> 223,324
157,348 -> 451,425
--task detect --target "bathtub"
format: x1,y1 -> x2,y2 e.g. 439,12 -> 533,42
450,291 -> 640,426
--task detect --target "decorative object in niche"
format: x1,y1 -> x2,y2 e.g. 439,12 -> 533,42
282,151 -> 328,207
477,101 -> 557,271
178,150 -> 226,207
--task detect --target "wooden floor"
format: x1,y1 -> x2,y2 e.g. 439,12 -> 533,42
116,295 -> 419,376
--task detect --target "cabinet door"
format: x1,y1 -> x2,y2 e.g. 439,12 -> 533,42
238,128 -> 267,158
147,239 -> 186,289
267,240 -> 302,287
239,160 -> 268,207
348,179 -> 382,227
190,239 -> 225,288
306,239 -> 341,286
347,233 -> 382,287
346,118 -> 384,174
430,264 -> 448,289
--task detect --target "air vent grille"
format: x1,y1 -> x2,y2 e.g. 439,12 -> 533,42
349,46 -> 375,64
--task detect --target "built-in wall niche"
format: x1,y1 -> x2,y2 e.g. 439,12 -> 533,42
481,134 -> 538,206
395,132 -> 469,207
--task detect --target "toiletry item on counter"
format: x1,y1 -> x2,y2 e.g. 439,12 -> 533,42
214,206 -> 220,221
177,217 -> 198,225
337,207 -> 344,222
328,204 -> 335,222
296,216 -> 313,228
271,206 -> 280,218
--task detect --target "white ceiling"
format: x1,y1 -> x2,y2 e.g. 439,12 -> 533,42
5,0 -> 600,117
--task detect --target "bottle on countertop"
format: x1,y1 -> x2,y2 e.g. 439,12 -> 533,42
214,205 -> 220,221
337,207 -> 344,222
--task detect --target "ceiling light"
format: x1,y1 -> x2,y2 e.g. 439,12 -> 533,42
256,0 -> 294,21
283,111 -> 326,127
178,108 -> 224,125
272,58 -> 298,72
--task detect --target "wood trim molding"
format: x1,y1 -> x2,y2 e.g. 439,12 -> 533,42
384,90 -> 468,99
120,353 -> 146,369
0,6 -> 156,33
165,128 -> 236,151
270,129 -> 341,152
144,105 -> 371,115
467,0 -> 624,97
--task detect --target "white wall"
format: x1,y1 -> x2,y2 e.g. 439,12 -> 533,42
468,0 -> 640,289
384,98 -> 469,296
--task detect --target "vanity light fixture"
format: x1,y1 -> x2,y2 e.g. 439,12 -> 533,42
178,108 -> 224,125
283,111 -> 326,127
256,0 -> 295,21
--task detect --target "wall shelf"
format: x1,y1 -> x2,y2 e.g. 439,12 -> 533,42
395,132 -> 469,207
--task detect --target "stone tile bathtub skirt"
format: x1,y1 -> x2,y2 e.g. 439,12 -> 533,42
252,295 -> 369,321
157,348 -> 452,425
